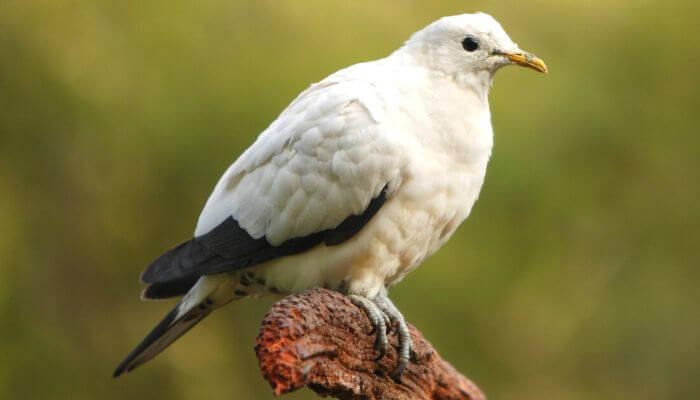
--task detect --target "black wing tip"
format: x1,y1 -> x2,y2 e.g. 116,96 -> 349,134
140,240 -> 196,285
141,276 -> 200,300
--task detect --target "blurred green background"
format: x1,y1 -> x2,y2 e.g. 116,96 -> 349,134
1,1 -> 698,399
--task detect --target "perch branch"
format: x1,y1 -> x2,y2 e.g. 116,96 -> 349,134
255,288 -> 485,400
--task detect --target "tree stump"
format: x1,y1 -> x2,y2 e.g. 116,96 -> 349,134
255,288 -> 485,400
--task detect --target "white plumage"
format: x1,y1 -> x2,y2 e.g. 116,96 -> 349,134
114,12 -> 547,377
196,80 -> 396,243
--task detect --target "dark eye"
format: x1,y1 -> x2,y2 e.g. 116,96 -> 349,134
462,36 -> 479,52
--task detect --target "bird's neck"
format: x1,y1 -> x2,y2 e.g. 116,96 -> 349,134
378,49 -> 494,167
391,46 -> 494,103
454,70 -> 494,103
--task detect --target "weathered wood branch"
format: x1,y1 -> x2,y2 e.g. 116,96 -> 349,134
255,288 -> 485,400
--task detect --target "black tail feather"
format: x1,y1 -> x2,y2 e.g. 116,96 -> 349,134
113,302 -> 211,377
141,276 -> 200,300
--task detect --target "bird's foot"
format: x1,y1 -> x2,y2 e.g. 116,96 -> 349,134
348,292 -> 413,379
348,294 -> 391,360
373,292 -> 413,379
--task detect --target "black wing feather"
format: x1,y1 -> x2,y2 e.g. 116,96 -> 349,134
140,187 -> 388,292
141,276 -> 200,299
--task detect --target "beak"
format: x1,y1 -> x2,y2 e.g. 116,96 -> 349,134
499,51 -> 548,73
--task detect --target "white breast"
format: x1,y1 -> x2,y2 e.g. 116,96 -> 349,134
255,70 -> 494,298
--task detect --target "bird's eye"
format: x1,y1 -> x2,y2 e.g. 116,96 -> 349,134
462,36 -> 479,52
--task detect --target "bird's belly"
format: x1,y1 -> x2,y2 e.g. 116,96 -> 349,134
251,164 -> 486,299
379,169 -> 485,285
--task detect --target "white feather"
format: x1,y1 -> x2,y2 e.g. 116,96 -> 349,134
195,77 -> 400,243
193,12 -> 536,297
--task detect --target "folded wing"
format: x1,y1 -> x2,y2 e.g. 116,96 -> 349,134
141,78 -> 402,294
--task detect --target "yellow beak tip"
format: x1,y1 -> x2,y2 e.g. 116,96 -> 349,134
536,61 -> 549,74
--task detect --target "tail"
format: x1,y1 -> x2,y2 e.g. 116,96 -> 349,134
113,276 -> 233,377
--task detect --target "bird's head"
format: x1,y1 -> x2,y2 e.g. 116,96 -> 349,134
402,13 -> 547,83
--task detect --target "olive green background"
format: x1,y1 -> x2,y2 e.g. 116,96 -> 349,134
1,1 -> 698,399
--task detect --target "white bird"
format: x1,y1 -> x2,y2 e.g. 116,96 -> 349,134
114,12 -> 547,378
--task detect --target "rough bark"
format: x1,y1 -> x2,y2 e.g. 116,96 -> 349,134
255,288 -> 485,400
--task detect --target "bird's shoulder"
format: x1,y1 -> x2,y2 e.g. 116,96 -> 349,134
195,63 -> 404,244
233,61 -> 395,174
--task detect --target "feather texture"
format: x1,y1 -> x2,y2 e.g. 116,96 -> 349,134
194,78 -> 401,245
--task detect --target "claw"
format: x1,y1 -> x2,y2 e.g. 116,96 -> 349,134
409,348 -> 418,361
391,357 -> 409,380
373,345 -> 387,361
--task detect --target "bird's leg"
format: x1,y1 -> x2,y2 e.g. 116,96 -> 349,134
348,294 -> 390,360
373,291 -> 413,379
